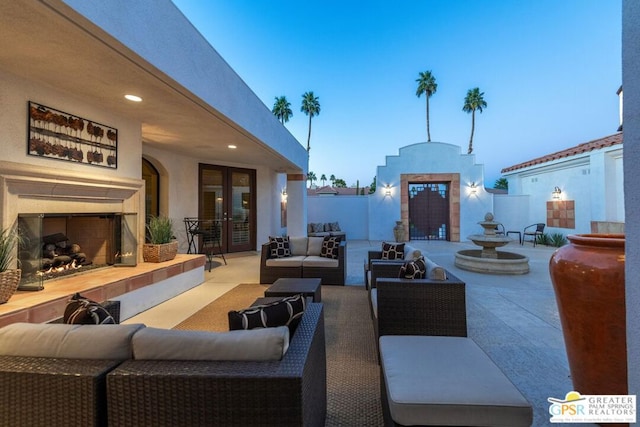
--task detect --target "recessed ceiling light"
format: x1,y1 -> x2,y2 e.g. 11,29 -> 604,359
228,144 -> 237,149
124,94 -> 142,102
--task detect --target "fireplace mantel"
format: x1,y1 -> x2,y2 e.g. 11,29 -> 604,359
1,160 -> 145,262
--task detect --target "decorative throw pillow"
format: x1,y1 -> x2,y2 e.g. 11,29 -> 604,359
310,223 -> 324,233
228,294 -> 306,334
269,236 -> 291,258
398,256 -> 427,279
381,242 -> 405,260
329,221 -> 341,231
63,293 -> 116,325
320,236 -> 342,259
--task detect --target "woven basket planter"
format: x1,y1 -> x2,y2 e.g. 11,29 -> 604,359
143,241 -> 178,263
0,269 -> 21,304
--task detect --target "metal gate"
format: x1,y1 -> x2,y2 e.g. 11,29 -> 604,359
408,182 -> 450,240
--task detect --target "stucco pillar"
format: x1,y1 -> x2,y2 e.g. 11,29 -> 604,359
286,173 -> 308,237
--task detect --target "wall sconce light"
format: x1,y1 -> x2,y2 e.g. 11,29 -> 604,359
469,182 -> 477,195
281,189 -> 287,202
384,185 -> 392,196
552,186 -> 562,200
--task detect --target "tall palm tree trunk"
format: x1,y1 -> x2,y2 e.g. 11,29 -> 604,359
468,111 -> 475,154
306,116 -> 312,152
426,98 -> 431,142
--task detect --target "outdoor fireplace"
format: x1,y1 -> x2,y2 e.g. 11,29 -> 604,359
18,213 -> 137,290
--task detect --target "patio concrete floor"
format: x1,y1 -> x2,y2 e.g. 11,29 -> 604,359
127,239 -> 594,427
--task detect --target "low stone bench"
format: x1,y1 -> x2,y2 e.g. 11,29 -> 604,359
379,335 -> 533,426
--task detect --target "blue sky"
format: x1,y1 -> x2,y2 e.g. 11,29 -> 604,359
172,0 -> 621,188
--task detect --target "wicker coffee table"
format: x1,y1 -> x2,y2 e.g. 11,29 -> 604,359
265,277 -> 322,302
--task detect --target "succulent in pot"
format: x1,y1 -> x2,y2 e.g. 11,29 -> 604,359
143,216 -> 178,263
0,226 -> 22,304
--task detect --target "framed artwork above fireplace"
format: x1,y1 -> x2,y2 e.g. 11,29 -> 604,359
27,101 -> 118,168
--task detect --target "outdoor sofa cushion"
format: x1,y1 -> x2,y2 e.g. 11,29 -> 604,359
380,335 -> 532,426
132,326 -> 290,361
0,323 -> 145,360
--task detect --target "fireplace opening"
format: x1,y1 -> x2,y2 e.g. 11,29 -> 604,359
18,213 -> 137,290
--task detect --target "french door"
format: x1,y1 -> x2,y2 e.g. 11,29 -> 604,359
199,164 -> 256,252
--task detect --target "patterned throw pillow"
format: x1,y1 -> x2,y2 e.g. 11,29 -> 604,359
228,294 -> 306,334
310,223 -> 324,233
320,236 -> 342,259
64,293 -> 116,325
398,256 -> 427,279
329,222 -> 341,231
381,242 -> 405,260
269,236 -> 291,258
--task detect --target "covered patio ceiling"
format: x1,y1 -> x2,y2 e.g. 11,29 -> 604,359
0,0 -> 303,173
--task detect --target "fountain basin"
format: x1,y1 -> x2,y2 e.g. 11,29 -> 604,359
455,249 -> 530,275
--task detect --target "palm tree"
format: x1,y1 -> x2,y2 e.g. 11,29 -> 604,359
462,87 -> 487,154
320,174 -> 327,186
301,91 -> 320,152
307,171 -> 317,188
330,174 -> 336,186
494,178 -> 508,190
415,71 -> 438,142
272,96 -> 292,124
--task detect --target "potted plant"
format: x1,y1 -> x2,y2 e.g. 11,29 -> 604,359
0,226 -> 22,304
143,216 -> 178,263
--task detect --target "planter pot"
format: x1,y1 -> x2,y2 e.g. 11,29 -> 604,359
143,241 -> 178,263
549,233 -> 627,396
0,269 -> 21,304
393,221 -> 406,243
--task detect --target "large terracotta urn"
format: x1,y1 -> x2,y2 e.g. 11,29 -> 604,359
549,233 -> 627,396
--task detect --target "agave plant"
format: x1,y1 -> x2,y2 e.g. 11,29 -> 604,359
146,216 -> 174,244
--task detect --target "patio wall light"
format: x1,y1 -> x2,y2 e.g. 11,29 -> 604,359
384,185 -> 392,196
281,188 -> 287,202
469,182 -> 477,195
552,186 -> 562,200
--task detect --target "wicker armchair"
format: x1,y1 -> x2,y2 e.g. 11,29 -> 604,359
373,274 -> 467,339
107,303 -> 327,427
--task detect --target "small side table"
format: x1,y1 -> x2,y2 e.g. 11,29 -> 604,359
265,278 -> 322,302
507,231 -> 522,245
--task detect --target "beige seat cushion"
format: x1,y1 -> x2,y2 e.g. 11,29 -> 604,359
265,255 -> 305,267
133,326 -> 289,361
0,323 -> 145,360
380,335 -> 532,426
302,255 -> 339,268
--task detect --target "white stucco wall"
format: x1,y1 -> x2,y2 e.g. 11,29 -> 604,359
0,68 -> 141,178
370,142 -> 492,241
142,144 -> 281,252
622,0 -> 639,399
503,145 -> 623,236
62,0 -> 307,174
307,196 -> 369,240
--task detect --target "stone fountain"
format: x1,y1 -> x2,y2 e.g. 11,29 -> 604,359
455,213 -> 529,274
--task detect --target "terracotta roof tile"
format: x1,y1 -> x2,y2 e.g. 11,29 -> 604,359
501,133 -> 623,174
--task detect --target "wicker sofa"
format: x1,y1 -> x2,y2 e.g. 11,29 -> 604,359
260,236 -> 346,285
367,251 -> 467,340
0,303 -> 327,427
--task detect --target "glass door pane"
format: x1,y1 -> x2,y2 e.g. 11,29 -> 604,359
230,171 -> 251,250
